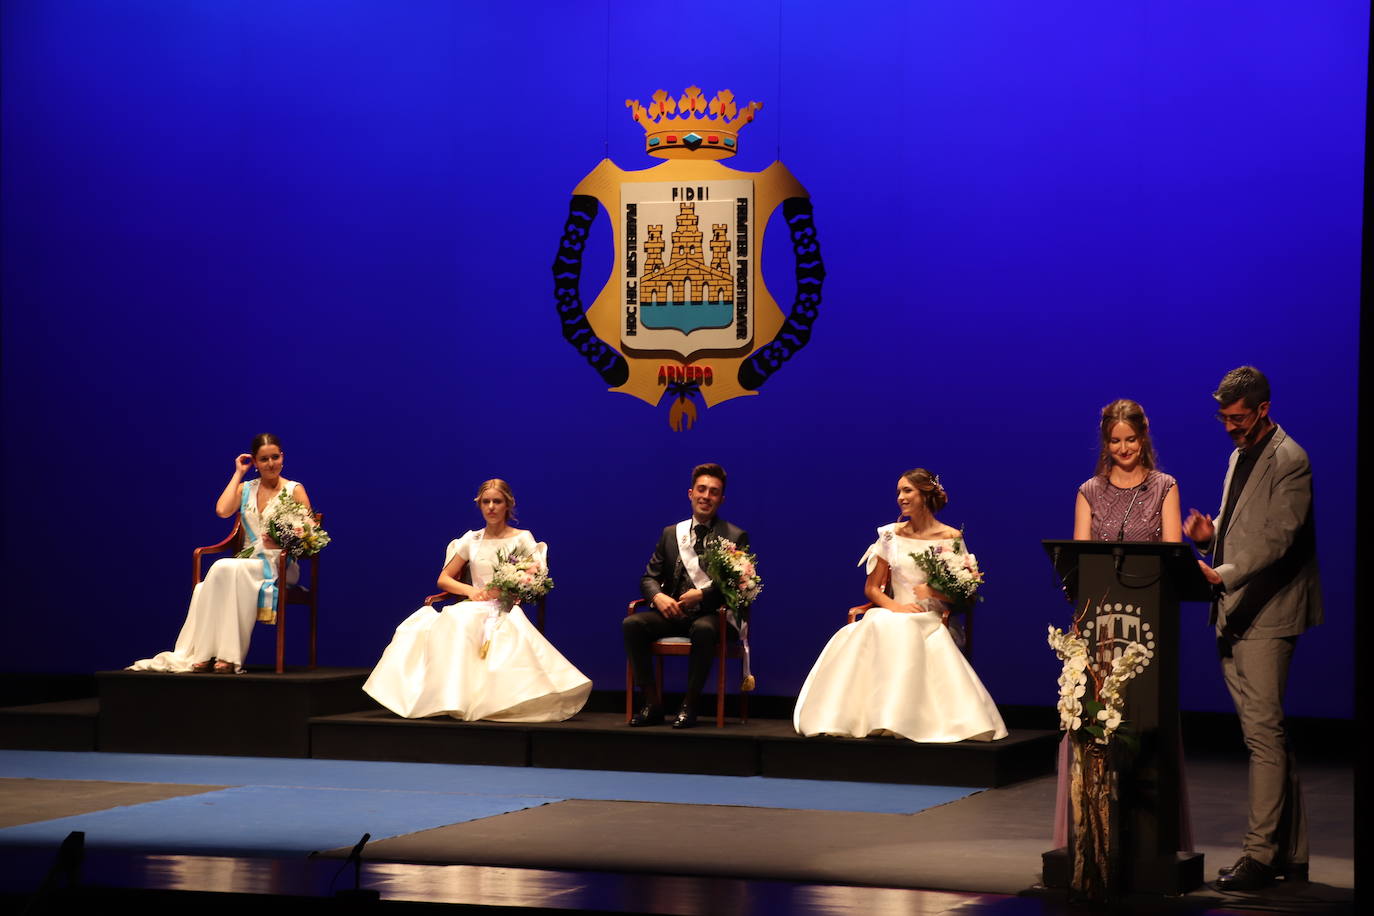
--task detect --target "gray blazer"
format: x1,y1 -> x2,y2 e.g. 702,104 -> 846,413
1206,424 -> 1322,638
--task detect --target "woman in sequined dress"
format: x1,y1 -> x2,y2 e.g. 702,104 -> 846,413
1073,398 -> 1181,542
1055,398 -> 1189,851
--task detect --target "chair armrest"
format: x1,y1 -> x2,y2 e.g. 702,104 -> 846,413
425,592 -> 464,607
626,598 -> 645,615
193,517 -> 244,586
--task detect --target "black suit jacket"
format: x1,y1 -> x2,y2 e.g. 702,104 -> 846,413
640,517 -> 749,616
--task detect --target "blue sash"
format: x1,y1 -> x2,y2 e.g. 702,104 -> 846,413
241,481 -> 278,620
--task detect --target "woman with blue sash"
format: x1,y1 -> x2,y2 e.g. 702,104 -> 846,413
129,433 -> 311,674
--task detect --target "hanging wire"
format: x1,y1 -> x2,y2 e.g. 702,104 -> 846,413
776,0 -> 783,161
604,0 -> 611,158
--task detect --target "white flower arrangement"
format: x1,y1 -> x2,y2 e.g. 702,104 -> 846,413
909,534 -> 984,605
1047,623 -> 1146,745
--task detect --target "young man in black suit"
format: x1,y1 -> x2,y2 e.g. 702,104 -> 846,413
623,463 -> 749,729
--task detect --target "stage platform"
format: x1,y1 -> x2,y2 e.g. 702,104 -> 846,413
2,669 -> 1057,786
95,667 -> 372,757
312,709 -> 1055,786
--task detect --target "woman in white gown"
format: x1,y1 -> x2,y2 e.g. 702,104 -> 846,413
364,479 -> 591,722
130,433 -> 310,674
794,469 -> 1007,742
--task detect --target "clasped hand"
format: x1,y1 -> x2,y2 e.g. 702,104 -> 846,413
652,588 -> 703,619
894,585 -> 948,614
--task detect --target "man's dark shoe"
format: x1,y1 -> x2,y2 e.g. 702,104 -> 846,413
1218,855 -> 1247,876
1215,855 -> 1278,892
1218,857 -> 1308,883
671,707 -> 698,729
629,704 -> 664,727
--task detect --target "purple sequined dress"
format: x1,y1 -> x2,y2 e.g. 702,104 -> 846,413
1078,470 -> 1176,542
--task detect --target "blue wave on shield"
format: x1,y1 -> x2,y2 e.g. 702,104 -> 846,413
639,302 -> 733,333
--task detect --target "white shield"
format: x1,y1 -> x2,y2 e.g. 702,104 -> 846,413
619,179 -> 754,360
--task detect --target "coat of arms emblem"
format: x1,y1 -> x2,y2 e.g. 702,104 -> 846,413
554,87 -> 825,430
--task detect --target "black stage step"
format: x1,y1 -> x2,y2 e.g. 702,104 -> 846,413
10,674 -> 1056,787
310,709 -> 1057,787
0,698 -> 99,751
95,667 -> 373,757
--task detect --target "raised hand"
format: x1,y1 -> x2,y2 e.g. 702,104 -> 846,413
1183,509 -> 1215,544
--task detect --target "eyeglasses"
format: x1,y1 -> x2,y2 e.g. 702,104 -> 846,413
1215,409 -> 1257,427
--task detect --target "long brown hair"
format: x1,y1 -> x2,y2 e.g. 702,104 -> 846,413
1094,399 -> 1158,478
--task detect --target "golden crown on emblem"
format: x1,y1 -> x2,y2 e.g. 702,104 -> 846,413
625,86 -> 762,160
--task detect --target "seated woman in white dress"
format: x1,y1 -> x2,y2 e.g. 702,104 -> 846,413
130,433 -> 310,674
794,468 -> 1008,743
364,478 -> 591,722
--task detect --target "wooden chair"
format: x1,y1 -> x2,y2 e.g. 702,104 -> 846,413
624,599 -> 749,728
192,512 -> 323,674
848,567 -> 974,658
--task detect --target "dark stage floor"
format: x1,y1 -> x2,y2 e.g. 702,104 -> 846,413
0,671 -> 1355,913
0,753 -> 1353,913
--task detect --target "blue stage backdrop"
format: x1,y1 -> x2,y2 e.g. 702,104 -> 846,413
1,1 -> 1362,718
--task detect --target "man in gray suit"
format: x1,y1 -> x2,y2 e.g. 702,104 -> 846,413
624,463 -> 749,729
1184,366 -> 1321,891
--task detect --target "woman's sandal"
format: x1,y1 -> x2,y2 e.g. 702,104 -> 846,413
190,660 -> 214,673
212,660 -> 243,674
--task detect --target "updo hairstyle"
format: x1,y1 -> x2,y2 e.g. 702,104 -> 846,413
473,478 -> 517,522
901,468 -> 948,513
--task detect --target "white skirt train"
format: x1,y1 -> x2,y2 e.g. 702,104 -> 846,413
793,607 -> 1007,743
363,601 -> 591,722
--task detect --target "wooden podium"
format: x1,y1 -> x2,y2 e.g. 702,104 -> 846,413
1040,540 -> 1210,896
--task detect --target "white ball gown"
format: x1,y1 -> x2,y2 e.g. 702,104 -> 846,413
793,524 -> 1008,742
363,529 -> 591,722
129,479 -> 301,673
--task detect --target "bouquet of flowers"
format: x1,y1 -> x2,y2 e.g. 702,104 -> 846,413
700,535 -> 762,615
908,534 -> 983,605
260,490 -> 330,558
487,546 -> 554,609
699,534 -> 762,691
1047,612 -> 1149,900
1046,619 -> 1147,747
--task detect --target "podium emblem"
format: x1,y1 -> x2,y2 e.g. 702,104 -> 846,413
1083,602 -> 1155,676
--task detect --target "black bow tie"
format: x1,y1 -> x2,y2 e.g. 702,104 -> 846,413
693,523 -> 710,552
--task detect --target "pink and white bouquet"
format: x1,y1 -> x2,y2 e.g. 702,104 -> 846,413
488,547 -> 554,609
700,534 -> 761,691
700,535 -> 762,615
264,490 -> 330,558
908,534 -> 983,605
